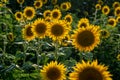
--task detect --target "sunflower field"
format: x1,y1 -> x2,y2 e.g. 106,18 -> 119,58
0,0 -> 120,80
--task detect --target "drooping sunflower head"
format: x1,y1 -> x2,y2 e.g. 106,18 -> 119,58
15,11 -> 23,21
113,2 -> 120,9
64,14 -> 73,24
43,10 -> 51,18
100,29 -> 110,38
41,0 -> 47,4
17,0 -> 24,4
102,5 -> 110,15
95,4 -> 101,10
60,2 -> 69,11
51,0 -> 57,5
40,61 -> 66,80
69,60 -> 112,80
51,9 -> 62,20
108,18 -> 117,27
32,18 -> 48,39
116,16 -> 120,23
22,23 -> 35,41
72,25 -> 100,52
117,54 -> 120,61
48,20 -> 70,41
34,0 -> 43,9
7,32 -> 14,42
77,18 -> 89,28
23,6 -> 35,20
114,7 -> 120,16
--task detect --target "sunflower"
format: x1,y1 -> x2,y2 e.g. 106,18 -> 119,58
66,1 -> 71,10
17,0 -> 24,4
54,5 -> 60,9
100,29 -> 110,38
114,7 -> 120,16
23,6 -> 35,20
1,0 -> 8,3
77,18 -> 89,28
112,2 -> 120,9
32,18 -> 48,38
51,0 -> 57,5
51,9 -> 61,20
72,25 -> 100,52
61,34 -> 71,46
102,5 -> 110,15
64,14 -> 73,24
15,11 -> 23,21
48,20 -> 70,41
40,61 -> 66,80
69,60 -> 112,80
7,32 -> 14,42
108,18 -> 117,27
42,0 -> 47,4
34,0 -> 43,9
44,16 -> 51,22
43,10 -> 51,18
22,23 -> 35,41
95,4 -> 101,10
60,2 -> 69,11
98,0 -> 103,5
116,16 -> 120,22
117,54 -> 120,61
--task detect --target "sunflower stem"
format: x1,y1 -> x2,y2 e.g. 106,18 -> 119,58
23,41 -> 28,65
93,9 -> 98,24
54,40 -> 59,60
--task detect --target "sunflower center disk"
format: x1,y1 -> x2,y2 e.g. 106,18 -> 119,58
116,9 -> 120,14
26,10 -> 33,17
80,23 -> 87,28
53,12 -> 59,18
26,26 -> 33,36
109,20 -> 114,25
35,23 -> 46,35
51,24 -> 64,36
36,2 -> 40,7
104,8 -> 108,13
77,30 -> 94,47
17,14 -> 21,18
47,67 -> 61,80
79,67 -> 103,80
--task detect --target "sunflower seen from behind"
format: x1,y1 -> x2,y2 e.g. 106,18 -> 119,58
32,18 -> 48,39
15,11 -> 23,21
48,20 -> 70,42
17,0 -> 24,4
108,18 -> 117,27
22,23 -> 35,41
51,9 -> 61,20
40,61 -> 66,80
102,5 -> 110,15
72,25 -> 100,52
34,0 -> 43,9
69,60 -> 112,80
23,6 -> 35,20
77,18 -> 89,28
64,14 -> 73,24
